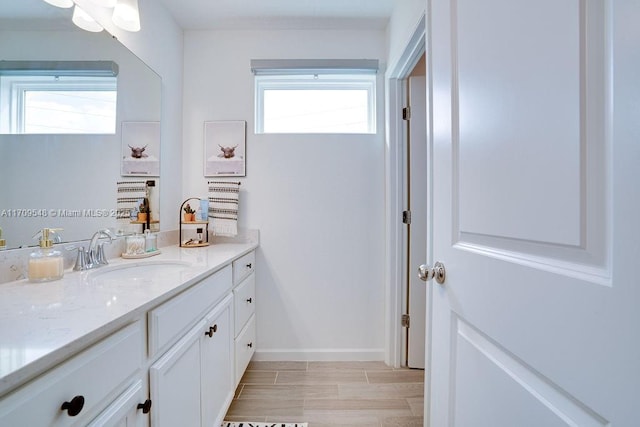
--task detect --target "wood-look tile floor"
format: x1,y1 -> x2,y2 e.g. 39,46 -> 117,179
224,361 -> 425,427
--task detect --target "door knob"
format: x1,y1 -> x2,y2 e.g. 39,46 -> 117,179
418,262 -> 446,284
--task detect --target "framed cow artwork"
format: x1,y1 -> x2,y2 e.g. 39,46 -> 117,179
121,121 -> 160,177
203,120 -> 246,177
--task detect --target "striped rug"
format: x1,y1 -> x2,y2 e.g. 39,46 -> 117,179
221,423 -> 307,427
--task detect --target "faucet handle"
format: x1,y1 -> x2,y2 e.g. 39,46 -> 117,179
66,245 -> 88,271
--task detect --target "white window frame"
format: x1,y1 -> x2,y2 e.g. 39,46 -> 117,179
0,75 -> 117,134
254,72 -> 377,135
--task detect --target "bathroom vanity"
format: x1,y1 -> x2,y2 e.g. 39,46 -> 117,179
0,238 -> 257,426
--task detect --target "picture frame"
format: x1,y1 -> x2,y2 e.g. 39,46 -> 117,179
204,120 -> 246,177
120,121 -> 161,177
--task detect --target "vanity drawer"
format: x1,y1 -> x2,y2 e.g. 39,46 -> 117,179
234,314 -> 256,387
0,321 -> 143,427
232,251 -> 255,285
149,265 -> 232,358
234,273 -> 256,336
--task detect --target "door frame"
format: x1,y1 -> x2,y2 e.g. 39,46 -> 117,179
384,14 -> 426,368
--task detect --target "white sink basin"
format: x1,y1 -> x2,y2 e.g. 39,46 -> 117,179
87,260 -> 192,281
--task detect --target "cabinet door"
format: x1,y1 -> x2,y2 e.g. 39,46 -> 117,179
150,320 -> 205,427
87,380 -> 147,427
201,295 -> 234,427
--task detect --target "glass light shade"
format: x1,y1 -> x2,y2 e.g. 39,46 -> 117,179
112,0 -> 141,32
72,5 -> 104,32
87,0 -> 118,7
42,0 -> 74,8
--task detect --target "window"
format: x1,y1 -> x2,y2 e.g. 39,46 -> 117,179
252,59 -> 378,134
0,61 -> 118,134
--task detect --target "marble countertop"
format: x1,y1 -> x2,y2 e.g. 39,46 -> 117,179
0,239 -> 258,397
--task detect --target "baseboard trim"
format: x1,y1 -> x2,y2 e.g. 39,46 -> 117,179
253,348 -> 385,362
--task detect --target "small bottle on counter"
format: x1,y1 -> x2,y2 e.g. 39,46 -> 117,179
28,228 -> 64,282
145,229 -> 157,252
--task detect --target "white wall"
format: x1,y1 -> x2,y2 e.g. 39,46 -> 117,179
386,0 -> 426,72
183,29 -> 387,360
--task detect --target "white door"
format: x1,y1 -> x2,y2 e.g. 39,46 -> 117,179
407,75 -> 428,369
426,0 -> 639,425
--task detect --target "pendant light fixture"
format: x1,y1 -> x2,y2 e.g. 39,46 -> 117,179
72,4 -> 104,32
41,0 -> 141,33
42,0 -> 74,8
112,0 -> 141,32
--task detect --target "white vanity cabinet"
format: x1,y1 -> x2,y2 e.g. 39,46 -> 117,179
149,295 -> 233,427
0,321 -> 145,427
232,251 -> 256,386
149,264 -> 237,427
0,245 -> 258,427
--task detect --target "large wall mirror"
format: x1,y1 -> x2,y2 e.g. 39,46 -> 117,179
0,0 -> 161,249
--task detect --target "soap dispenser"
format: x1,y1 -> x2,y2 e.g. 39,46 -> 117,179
28,228 -> 64,282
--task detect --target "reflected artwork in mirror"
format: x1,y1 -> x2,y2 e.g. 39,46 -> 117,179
0,0 -> 162,249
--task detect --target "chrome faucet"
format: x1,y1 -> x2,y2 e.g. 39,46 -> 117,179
69,229 -> 116,271
87,229 -> 115,268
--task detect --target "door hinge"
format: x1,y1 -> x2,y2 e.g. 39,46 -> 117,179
402,210 -> 411,224
402,314 -> 410,328
402,106 -> 411,120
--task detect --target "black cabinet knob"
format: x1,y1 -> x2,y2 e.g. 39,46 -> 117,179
246,263 -> 252,269
205,324 -> 218,337
61,395 -> 85,417
247,342 -> 253,348
137,399 -> 152,414
246,297 -> 252,303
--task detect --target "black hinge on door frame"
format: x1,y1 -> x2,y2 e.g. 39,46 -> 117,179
402,210 -> 411,225
402,106 -> 411,120
401,314 -> 410,328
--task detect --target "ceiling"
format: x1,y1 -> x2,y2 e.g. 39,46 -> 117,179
0,0 -> 396,31
156,0 -> 396,30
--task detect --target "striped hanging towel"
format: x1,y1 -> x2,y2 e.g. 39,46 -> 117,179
116,180 -> 147,223
208,181 -> 240,236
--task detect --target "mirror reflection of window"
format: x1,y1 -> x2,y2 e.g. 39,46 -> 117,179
0,61 -> 118,134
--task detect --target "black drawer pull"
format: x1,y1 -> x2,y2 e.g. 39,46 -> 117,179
137,399 -> 152,414
61,395 -> 85,417
246,297 -> 252,303
247,342 -> 253,348
246,263 -> 252,269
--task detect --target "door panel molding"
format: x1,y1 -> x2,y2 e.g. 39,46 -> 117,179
449,0 -> 610,283
452,318 -> 609,426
